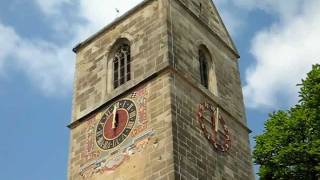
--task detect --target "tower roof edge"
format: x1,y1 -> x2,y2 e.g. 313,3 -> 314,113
73,0 -> 156,53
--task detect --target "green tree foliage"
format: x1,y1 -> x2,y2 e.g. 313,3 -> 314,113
253,64 -> 320,180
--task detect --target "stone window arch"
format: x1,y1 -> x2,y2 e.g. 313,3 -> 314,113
198,45 -> 218,95
110,38 -> 131,89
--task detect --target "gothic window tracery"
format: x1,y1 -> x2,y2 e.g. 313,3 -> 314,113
113,43 -> 131,89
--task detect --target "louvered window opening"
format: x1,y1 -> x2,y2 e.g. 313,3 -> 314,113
199,50 -> 209,89
113,44 -> 131,89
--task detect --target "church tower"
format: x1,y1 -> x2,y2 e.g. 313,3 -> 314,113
68,0 -> 254,179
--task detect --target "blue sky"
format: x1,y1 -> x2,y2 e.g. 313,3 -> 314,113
0,0 -> 319,179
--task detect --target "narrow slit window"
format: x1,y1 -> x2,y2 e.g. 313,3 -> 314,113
199,49 -> 209,89
113,44 -> 131,89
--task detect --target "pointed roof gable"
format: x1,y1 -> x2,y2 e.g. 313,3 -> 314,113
177,0 -> 239,56
73,0 -> 238,57
209,0 -> 239,54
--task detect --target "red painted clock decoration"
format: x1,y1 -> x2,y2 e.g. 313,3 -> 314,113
197,102 -> 231,152
96,99 -> 137,150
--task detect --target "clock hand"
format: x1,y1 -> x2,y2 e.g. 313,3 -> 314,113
112,104 -> 117,129
215,107 -> 219,132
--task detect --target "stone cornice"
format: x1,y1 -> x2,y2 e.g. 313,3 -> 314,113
67,63 -> 170,129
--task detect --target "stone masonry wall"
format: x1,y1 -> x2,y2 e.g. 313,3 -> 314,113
68,74 -> 175,180
167,0 -> 254,179
68,0 -> 176,179
68,0 -> 254,179
71,0 -> 170,122
176,0 -> 235,51
169,0 -> 247,125
170,73 -> 254,180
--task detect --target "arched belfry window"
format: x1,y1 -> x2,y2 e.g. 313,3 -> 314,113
113,42 -> 131,89
199,49 -> 209,89
198,45 -> 218,95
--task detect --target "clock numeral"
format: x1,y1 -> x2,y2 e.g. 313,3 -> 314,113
119,134 -> 127,142
99,121 -> 105,126
97,137 -> 105,145
100,140 -> 106,148
102,142 -> 108,149
103,141 -> 110,149
123,128 -> 131,136
122,101 -> 127,108
114,139 -> 120,147
109,141 -> 114,149
111,140 -> 116,148
96,129 -> 103,136
129,110 -> 136,118
100,115 -> 107,123
127,104 -> 133,111
117,137 -> 122,143
115,102 -> 120,108
127,121 -> 135,129
105,110 -> 111,117
97,124 -> 103,131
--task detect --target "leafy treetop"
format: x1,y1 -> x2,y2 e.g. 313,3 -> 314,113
253,64 -> 320,180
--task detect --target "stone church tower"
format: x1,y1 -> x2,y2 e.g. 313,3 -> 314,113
68,0 -> 254,179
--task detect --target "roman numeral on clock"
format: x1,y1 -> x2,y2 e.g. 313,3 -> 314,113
122,101 -> 127,108
114,139 -> 120,147
127,104 -> 133,111
127,121 -> 135,129
96,129 -> 103,136
129,111 -> 136,118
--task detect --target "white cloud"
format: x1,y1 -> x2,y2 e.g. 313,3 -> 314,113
217,0 -> 303,18
243,0 -> 320,109
214,0 -> 245,36
0,25 -> 19,71
214,6 -> 244,36
0,22 -> 75,95
0,0 -> 144,96
77,0 -> 143,38
215,0 -> 304,35
34,0 -> 73,15
4,0 -> 319,105
215,0 -> 320,109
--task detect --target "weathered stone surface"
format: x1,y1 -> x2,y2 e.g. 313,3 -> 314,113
68,0 -> 254,179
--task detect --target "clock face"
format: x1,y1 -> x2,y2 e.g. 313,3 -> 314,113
96,99 -> 137,150
197,102 -> 231,152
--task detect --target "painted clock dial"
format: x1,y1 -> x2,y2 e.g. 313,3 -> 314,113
96,99 -> 137,150
197,102 -> 231,152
